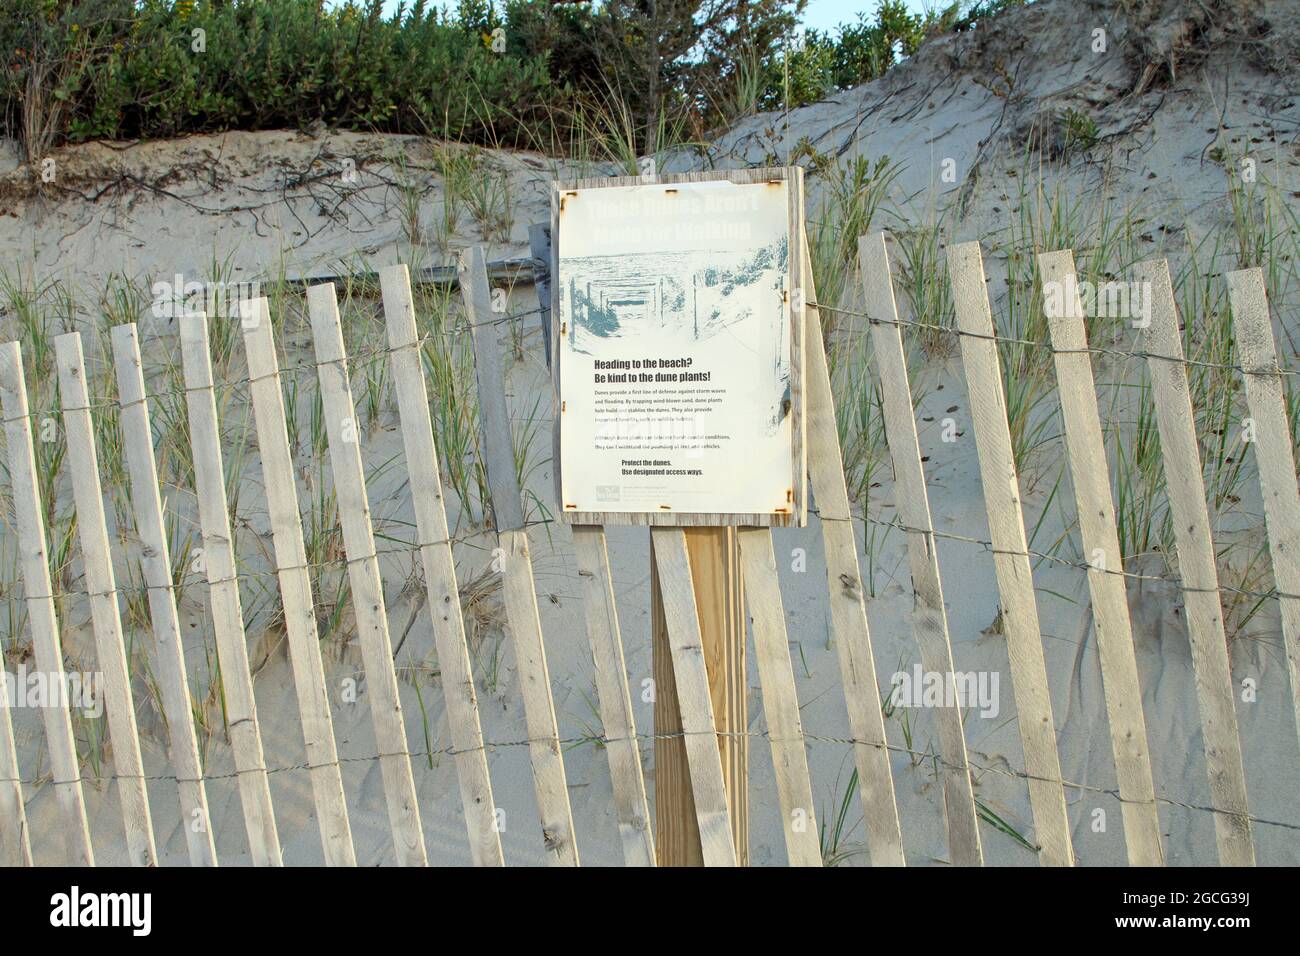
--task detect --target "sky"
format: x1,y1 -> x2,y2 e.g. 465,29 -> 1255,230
801,0 -> 933,34
324,1 -> 936,36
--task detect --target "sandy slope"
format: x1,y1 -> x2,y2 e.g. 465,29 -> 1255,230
1,0 -> 1298,865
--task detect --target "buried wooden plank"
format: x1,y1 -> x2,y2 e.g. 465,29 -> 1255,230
1036,250 -> 1164,867
112,323 -> 218,867
859,232 -> 983,867
1136,259 -> 1254,865
179,312 -> 283,867
380,264 -> 503,867
307,283 -> 427,867
1227,268 -> 1300,756
734,527 -> 821,866
240,300 -> 356,867
54,332 -> 158,867
800,234 -> 906,866
571,525 -> 655,866
946,241 -> 1074,867
649,527 -> 737,867
461,248 -> 579,865
0,343 -> 94,866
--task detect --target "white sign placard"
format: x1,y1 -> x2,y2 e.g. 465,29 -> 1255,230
554,170 -> 805,526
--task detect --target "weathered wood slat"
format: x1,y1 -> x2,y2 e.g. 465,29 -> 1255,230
860,232 -> 983,867
240,300 -> 356,867
0,344 -> 34,865
652,528 -> 749,864
0,681 -> 31,865
649,527 -> 737,867
800,234 -> 906,866
461,247 -> 578,864
528,223 -> 553,367
111,323 -> 218,867
1037,250 -> 1164,866
462,246 -> 525,533
380,264 -> 504,867
498,528 -> 580,864
0,342 -> 94,866
54,332 -> 158,867
179,312 -> 283,866
306,283 -> 427,867
1137,258 -> 1255,865
947,242 -> 1074,867
1227,267 -> 1300,752
571,524 -> 655,866
735,527 -> 821,866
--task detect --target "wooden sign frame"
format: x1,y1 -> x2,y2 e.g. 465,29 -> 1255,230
550,167 -> 807,527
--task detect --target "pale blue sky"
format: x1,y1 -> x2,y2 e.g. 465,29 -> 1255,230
324,1 -> 934,36
802,0 -> 933,34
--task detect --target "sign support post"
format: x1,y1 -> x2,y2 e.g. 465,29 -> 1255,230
552,168 -> 806,867
651,527 -> 748,866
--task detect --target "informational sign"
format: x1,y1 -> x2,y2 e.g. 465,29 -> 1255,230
553,169 -> 806,526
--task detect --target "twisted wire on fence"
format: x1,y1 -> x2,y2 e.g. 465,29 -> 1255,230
0,516 -> 557,606
8,726 -> 1299,836
810,299 -> 1300,379
0,304 -> 545,425
808,297 -> 1300,606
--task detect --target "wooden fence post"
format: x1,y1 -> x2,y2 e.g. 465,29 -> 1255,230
0,342 -> 94,866
0,662 -> 30,865
650,527 -> 740,867
112,323 -> 219,867
55,331 -> 158,867
802,234 -> 906,867
380,264 -> 505,867
860,232 -> 983,866
1138,258 -> 1254,865
651,526 -> 747,866
947,242 -> 1074,867
1227,268 -> 1300,750
179,311 -> 283,866
306,283 -> 427,867
735,527 -> 820,866
572,525 -> 656,866
240,300 -> 357,867
1037,250 -> 1164,866
461,247 -> 578,865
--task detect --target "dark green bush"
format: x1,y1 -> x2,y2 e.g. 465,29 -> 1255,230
0,0 -> 1030,159
3,0 -> 558,153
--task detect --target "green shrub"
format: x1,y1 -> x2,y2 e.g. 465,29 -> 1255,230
0,0 -> 1034,158
3,0 -> 559,153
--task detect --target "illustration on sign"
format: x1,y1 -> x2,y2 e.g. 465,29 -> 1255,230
555,172 -> 804,525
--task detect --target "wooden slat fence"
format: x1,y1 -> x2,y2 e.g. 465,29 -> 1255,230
1038,250 -> 1164,866
0,228 -> 1294,867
